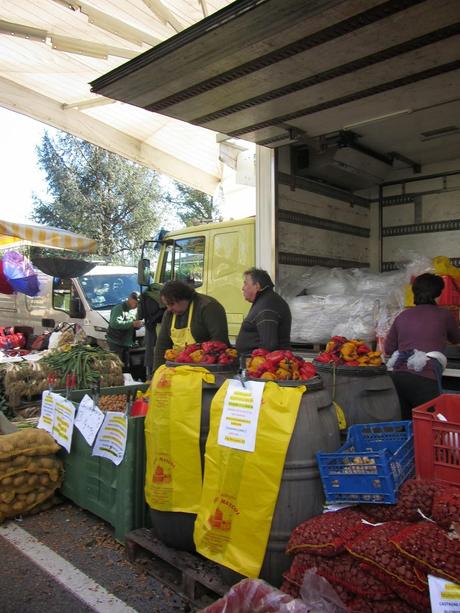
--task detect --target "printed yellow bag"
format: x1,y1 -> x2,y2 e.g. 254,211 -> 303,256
144,365 -> 214,513
194,380 -> 305,578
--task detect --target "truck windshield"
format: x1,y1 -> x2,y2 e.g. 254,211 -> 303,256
79,274 -> 139,310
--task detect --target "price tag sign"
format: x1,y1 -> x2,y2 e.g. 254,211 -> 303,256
75,394 -> 104,446
38,391 -> 56,433
429,575 -> 460,613
218,379 -> 265,452
92,412 -> 128,466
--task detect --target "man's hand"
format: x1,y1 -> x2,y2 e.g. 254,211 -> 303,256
133,319 -> 143,329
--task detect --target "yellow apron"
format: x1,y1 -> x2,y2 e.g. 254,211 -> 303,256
170,301 -> 195,350
194,380 -> 305,577
145,364 -> 215,513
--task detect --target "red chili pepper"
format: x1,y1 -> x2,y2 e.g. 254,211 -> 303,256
265,350 -> 286,366
251,348 -> 269,357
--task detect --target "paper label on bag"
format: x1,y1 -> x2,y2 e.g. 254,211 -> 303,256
75,394 -> 105,446
428,574 -> 460,612
92,412 -> 128,465
38,391 -> 56,433
51,394 -> 76,453
218,379 -> 265,452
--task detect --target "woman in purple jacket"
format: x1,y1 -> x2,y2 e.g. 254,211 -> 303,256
384,273 -> 460,420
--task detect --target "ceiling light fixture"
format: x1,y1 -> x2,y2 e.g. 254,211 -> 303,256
343,109 -> 412,130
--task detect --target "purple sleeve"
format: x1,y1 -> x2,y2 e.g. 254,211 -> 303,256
384,319 -> 399,355
446,313 -> 460,344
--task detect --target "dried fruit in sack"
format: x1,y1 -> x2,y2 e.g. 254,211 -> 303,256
287,508 -> 371,556
360,478 -> 453,522
317,552 -> 393,600
432,487 -> 460,528
391,520 -> 460,585
349,594 -> 418,613
283,552 -> 320,587
362,563 -> 430,611
346,521 -> 427,593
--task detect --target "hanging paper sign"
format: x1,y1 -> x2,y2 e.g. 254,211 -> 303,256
92,412 -> 128,466
74,394 -> 104,446
218,379 -> 265,452
428,575 -> 460,613
51,394 -> 76,453
38,391 -> 56,433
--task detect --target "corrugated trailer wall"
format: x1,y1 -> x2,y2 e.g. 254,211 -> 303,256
275,145 -> 371,284
380,159 -> 460,271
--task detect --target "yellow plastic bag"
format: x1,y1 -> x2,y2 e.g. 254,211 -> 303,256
194,380 -> 305,578
144,365 -> 215,513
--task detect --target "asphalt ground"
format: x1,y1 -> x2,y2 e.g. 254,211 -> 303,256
0,501 -> 192,613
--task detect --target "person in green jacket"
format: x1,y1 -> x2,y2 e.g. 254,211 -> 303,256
106,291 -> 143,366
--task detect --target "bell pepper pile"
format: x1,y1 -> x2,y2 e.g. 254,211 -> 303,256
246,349 -> 317,381
315,336 -> 382,367
165,341 -> 238,366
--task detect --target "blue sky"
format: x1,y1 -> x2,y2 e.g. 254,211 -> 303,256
0,107 -> 53,223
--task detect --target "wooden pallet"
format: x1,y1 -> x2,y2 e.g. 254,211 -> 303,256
125,528 -> 231,608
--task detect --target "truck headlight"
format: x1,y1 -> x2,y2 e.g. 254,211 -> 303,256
94,326 -> 107,332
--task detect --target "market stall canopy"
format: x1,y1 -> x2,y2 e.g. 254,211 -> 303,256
0,0 -> 238,196
0,220 -> 98,253
91,0 -> 460,172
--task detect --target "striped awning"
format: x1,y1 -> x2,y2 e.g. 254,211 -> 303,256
0,220 -> 97,253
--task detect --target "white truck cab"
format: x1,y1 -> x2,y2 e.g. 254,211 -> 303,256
0,265 -> 143,345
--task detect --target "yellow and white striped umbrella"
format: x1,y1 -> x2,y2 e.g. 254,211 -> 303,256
0,220 -> 97,253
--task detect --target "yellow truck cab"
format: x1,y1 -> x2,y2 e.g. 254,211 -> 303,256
141,217 -> 255,339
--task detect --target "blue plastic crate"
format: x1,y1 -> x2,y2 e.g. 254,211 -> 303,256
316,421 -> 414,504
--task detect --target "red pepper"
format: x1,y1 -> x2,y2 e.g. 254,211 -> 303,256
201,341 -> 227,353
176,352 -> 193,363
251,348 -> 269,357
265,350 -> 286,367
218,354 -> 234,365
183,343 -> 202,356
356,343 -> 372,356
201,354 -> 217,364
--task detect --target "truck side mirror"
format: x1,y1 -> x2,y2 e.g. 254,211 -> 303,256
138,258 -> 151,286
69,297 -> 85,319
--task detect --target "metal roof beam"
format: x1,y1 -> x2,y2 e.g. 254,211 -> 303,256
0,77 -> 219,195
50,0 -> 162,46
142,0 -> 185,33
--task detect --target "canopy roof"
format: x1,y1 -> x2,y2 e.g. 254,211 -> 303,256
91,0 -> 460,171
0,220 -> 98,253
0,0 -> 236,195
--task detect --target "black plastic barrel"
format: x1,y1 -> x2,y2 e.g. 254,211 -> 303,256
148,363 -> 237,552
313,361 -> 401,426
220,376 -> 341,587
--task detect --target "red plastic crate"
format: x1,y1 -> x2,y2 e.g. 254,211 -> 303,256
438,275 -> 460,306
413,394 -> 460,487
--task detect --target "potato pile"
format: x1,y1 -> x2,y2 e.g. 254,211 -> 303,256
0,428 -> 63,522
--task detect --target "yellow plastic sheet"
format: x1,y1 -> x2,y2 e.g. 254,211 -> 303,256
194,380 -> 305,577
144,365 -> 214,513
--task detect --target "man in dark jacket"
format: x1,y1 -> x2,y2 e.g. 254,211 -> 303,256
106,291 -> 143,366
236,268 -> 291,355
152,280 -> 229,372
138,283 -> 165,378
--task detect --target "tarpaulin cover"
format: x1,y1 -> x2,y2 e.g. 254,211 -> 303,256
0,261 -> 14,294
2,252 -> 39,297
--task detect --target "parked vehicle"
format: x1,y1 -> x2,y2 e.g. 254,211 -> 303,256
0,264 -> 144,346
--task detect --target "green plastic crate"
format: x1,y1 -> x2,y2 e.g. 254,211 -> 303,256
60,385 -> 149,542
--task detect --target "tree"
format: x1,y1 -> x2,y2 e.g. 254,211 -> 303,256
165,181 -> 222,227
32,132 -> 165,263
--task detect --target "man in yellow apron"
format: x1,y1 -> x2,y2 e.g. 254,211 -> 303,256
152,280 -> 229,372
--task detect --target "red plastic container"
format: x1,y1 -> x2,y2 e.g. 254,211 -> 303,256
413,394 -> 460,486
438,275 -> 460,306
